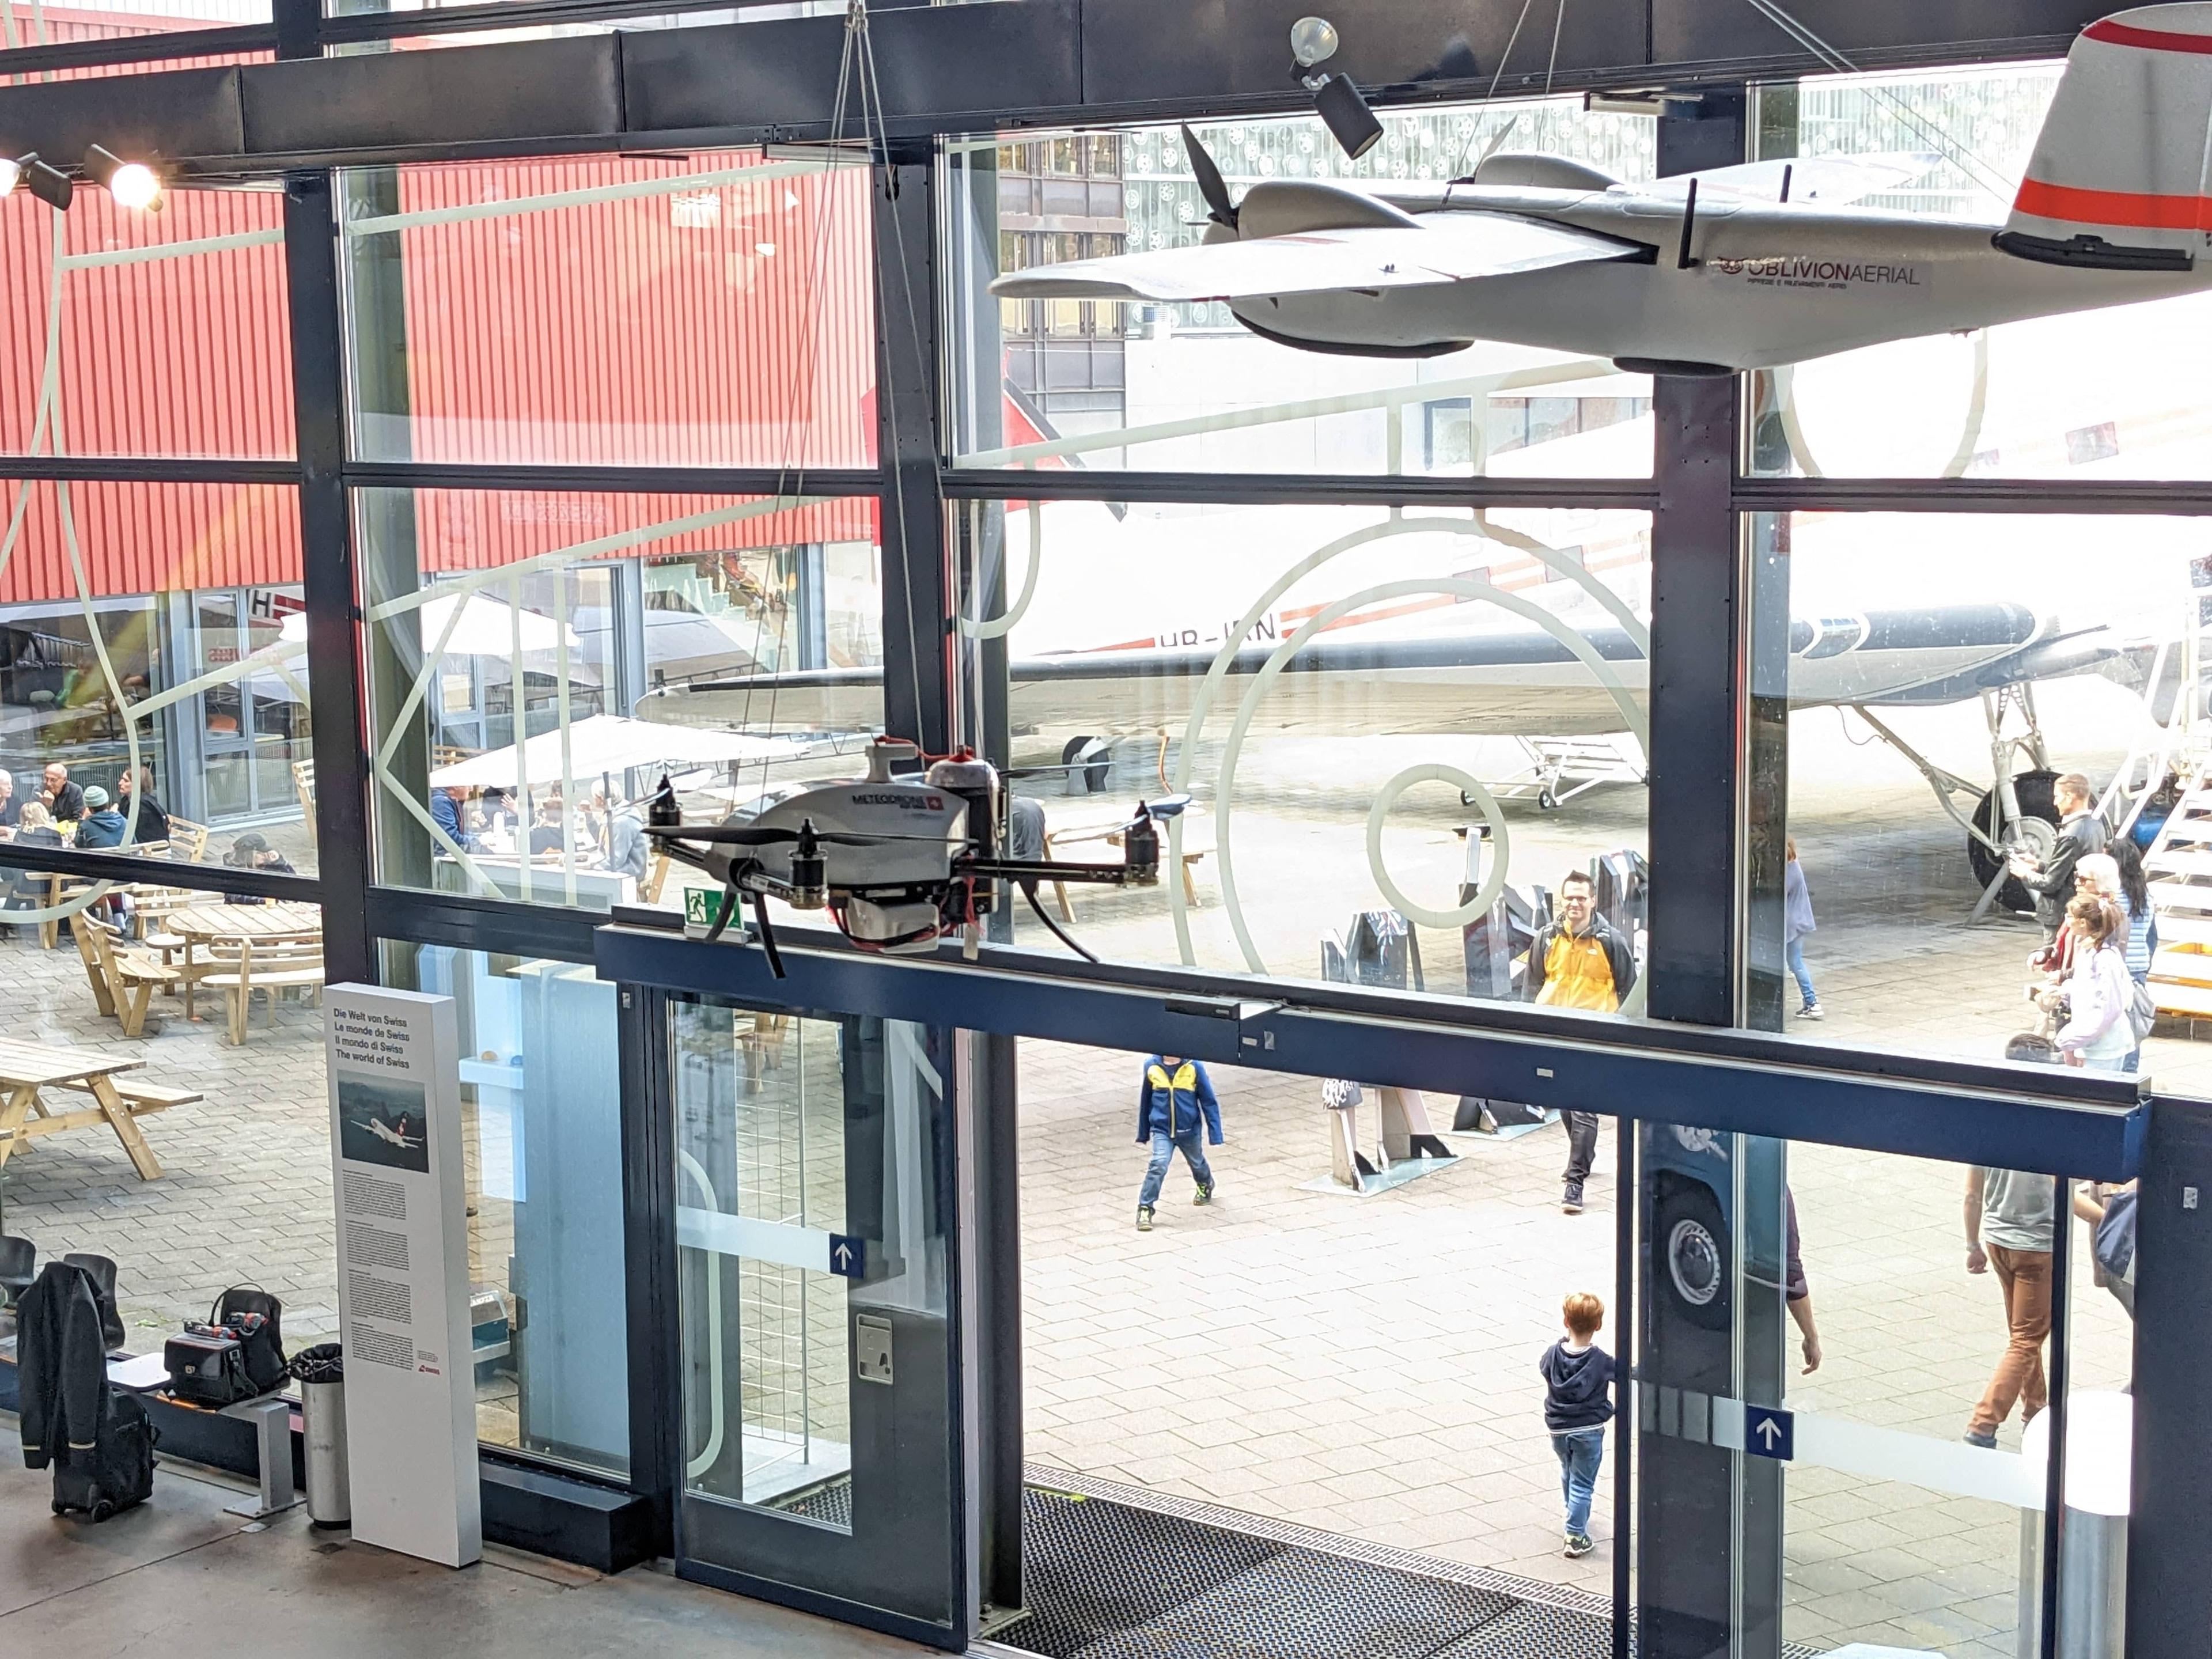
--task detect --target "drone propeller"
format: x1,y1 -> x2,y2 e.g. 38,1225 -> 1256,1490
1182,124 -> 1237,232
643,821 -> 953,849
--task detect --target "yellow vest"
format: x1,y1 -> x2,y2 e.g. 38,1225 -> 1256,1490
1536,930 -> 1620,1012
1146,1061 -> 1200,1134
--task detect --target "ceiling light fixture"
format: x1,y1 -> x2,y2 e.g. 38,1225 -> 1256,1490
84,144 -> 163,211
2,151 -> 73,211
1290,16 -> 1383,161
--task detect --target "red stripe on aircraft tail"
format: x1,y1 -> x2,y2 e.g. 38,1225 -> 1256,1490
2082,17 -> 2212,53
2012,176 -> 2211,230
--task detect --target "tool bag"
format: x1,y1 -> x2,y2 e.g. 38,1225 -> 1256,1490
49,1392 -> 157,1522
165,1286 -> 287,1406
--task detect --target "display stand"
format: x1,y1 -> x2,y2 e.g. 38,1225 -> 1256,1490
1315,1086 -> 1458,1196
323,985 -> 482,1570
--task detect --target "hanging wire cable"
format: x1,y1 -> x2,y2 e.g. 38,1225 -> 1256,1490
1738,0 -> 2020,205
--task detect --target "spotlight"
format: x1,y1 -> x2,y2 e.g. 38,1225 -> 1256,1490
2,151 -> 73,211
84,144 -> 162,212
1289,17 -> 1383,161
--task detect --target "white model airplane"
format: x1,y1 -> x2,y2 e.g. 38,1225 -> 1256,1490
990,4 -> 2212,372
366,1115 -> 421,1151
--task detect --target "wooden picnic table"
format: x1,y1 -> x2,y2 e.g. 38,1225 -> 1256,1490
0,1036 -> 188,1181
167,902 -> 323,1021
1043,802 -> 1213,921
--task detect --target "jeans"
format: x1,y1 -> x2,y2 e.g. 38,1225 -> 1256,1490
1552,1427 -> 1604,1537
1971,1243 -> 2052,1434
1785,935 -> 1816,1007
1138,1131 -> 1213,1207
1562,1112 -> 1600,1183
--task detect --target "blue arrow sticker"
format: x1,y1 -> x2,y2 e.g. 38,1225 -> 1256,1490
1745,1406 -> 1794,1461
829,1234 -> 866,1279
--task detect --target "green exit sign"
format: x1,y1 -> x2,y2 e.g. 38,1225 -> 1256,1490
684,887 -> 733,935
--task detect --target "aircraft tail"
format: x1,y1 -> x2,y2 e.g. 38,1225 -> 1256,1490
1999,3 -> 2212,269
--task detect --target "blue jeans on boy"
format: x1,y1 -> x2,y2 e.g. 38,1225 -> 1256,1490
1552,1427 -> 1604,1537
1785,935 -> 1816,1008
1139,1131 -> 1213,1207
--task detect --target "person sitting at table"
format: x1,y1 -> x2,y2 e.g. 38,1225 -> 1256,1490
40,762 -> 84,827
73,786 -> 128,849
3,804 -> 67,931
221,832 -> 296,904
0,768 -> 20,832
430,784 -> 478,852
528,797 -> 568,856
605,793 -> 649,882
116,766 -> 169,846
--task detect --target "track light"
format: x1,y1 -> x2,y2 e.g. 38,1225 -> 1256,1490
1,151 -> 73,211
1289,17 -> 1383,161
84,144 -> 162,212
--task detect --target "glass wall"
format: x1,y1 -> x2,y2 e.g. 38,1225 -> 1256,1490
1747,66 -> 2212,482
1743,509 -> 2199,1081
1,175 -> 291,461
381,942 -> 631,1479
340,150 -> 876,470
0,480 -> 315,869
358,484 -> 880,910
959,497 -> 1652,1007
946,99 -> 1658,478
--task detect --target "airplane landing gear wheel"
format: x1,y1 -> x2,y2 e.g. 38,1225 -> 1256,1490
1969,768 -> 2059,915
1537,789 -> 1559,812
1062,736 -> 1111,794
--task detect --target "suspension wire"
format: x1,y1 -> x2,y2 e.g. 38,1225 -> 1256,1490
1449,0 -> 1540,181
1738,0 -> 2020,204
852,0 -> 936,755
1544,0 -> 1567,97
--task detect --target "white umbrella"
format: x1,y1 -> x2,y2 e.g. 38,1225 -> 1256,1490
429,713 -> 791,791
283,590 -> 578,656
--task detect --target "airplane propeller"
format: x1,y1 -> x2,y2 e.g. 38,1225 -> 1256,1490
1182,124 -> 1238,232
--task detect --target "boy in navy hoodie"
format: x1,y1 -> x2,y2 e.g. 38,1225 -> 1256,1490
1540,1290 -> 1615,1558
1134,1055 -> 1223,1231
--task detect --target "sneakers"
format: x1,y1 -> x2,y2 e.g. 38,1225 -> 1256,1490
1562,1180 -> 1585,1215
1796,1002 -> 1825,1021
1193,1177 -> 1215,1206
1136,1205 -> 1155,1232
1565,1533 -> 1594,1558
1963,1427 -> 1997,1449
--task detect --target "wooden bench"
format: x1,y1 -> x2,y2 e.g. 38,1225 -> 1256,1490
1044,810 -> 1214,922
0,1038 -> 177,1181
293,757 -> 317,847
73,916 -> 180,1038
199,938 -> 326,1046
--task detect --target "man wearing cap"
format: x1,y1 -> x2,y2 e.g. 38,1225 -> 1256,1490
73,785 -> 127,848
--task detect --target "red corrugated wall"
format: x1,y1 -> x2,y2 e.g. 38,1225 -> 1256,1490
0,24 -> 883,604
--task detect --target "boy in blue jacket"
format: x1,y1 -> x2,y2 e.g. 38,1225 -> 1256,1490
1134,1054 -> 1223,1231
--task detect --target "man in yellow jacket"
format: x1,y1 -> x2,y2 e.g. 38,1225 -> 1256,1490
1524,870 -> 1637,1215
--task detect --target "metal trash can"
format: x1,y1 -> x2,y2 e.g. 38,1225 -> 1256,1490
2017,1390 -> 2132,1659
290,1344 -> 349,1529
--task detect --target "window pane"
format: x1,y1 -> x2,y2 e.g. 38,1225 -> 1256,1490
0,480 -> 315,873
1,180 -> 291,461
359,485 -> 881,912
1742,510 -> 2193,1082
947,101 -> 1658,477
957,498 -> 1652,1006
382,941 -> 631,1479
1747,65 -> 2212,481
340,151 -> 876,469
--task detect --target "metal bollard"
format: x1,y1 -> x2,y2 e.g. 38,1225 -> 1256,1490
291,1344 -> 350,1529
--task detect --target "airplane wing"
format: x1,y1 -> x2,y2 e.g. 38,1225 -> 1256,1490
1643,152 -> 1941,204
987,215 -> 1649,305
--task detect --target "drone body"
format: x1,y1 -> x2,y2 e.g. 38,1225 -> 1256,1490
646,738 -> 1175,972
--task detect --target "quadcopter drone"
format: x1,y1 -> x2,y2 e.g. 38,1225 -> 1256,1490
643,737 -> 1185,976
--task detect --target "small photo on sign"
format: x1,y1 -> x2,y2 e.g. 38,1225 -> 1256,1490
339,1074 -> 430,1175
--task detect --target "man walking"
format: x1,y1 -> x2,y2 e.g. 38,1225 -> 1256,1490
1134,1054 -> 1223,1232
1525,869 -> 1637,1214
1963,1164 -> 2056,1446
2009,772 -> 2105,941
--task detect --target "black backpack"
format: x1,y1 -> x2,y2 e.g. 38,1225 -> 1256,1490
212,1285 -> 289,1394
50,1392 -> 156,1522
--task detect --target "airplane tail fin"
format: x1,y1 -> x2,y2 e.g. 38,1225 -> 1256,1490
1999,3 -> 2212,269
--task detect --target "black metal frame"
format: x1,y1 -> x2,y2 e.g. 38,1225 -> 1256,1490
0,0 -> 2205,1642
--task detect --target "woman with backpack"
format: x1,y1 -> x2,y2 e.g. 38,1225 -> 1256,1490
2055,893 -> 2136,1072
